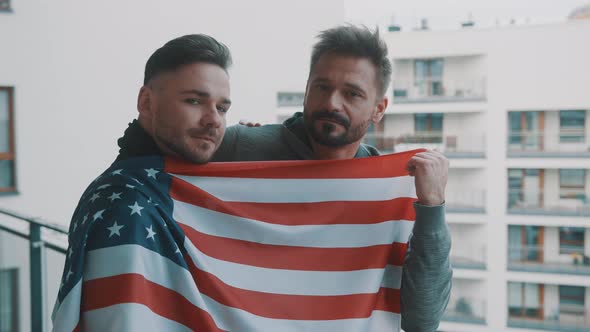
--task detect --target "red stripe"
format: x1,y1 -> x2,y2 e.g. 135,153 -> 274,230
73,325 -> 79,332
184,253 -> 401,320
388,242 -> 409,266
180,223 -> 405,271
82,274 -> 226,332
170,177 -> 416,225
165,149 -> 424,179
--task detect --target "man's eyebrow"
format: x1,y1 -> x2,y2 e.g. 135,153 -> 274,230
180,89 -> 231,105
344,83 -> 366,94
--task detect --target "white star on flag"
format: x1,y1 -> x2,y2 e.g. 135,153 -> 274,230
126,184 -> 135,189
128,202 -> 144,216
107,192 -> 122,202
145,168 -> 159,179
107,221 -> 124,238
66,269 -> 73,281
145,225 -> 156,241
175,244 -> 181,254
93,209 -> 106,221
97,184 -> 111,190
111,169 -> 123,175
89,193 -> 100,203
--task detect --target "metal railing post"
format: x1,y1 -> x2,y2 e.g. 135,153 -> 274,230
30,223 -> 45,332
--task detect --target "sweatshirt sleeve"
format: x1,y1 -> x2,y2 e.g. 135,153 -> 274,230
400,203 -> 452,332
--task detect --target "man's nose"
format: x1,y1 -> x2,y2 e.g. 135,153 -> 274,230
200,103 -> 222,128
322,91 -> 345,112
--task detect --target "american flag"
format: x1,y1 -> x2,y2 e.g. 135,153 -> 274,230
52,150 -> 420,332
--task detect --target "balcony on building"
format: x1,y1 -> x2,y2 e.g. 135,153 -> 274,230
507,168 -> 590,217
508,225 -> 590,275
443,278 -> 487,324
507,282 -> 590,332
449,223 -> 486,269
446,168 -> 487,213
364,112 -> 486,158
391,56 -> 486,104
507,110 -> 590,158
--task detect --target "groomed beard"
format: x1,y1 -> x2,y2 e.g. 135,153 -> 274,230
304,108 -> 372,147
154,123 -> 219,164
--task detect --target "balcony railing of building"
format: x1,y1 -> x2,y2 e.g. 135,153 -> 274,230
508,305 -> 590,332
442,296 -> 486,325
508,190 -> 590,217
364,132 -> 486,158
508,130 -> 590,158
392,77 -> 486,104
451,245 -> 487,269
0,207 -> 67,332
508,245 -> 590,275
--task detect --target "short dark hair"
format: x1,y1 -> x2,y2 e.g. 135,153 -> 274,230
143,34 -> 232,85
310,25 -> 392,98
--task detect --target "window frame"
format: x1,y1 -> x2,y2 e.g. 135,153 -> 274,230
0,86 -> 17,194
0,0 -> 11,12
559,110 -> 586,143
559,169 -> 586,201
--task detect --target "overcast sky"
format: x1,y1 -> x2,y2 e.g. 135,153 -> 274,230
344,0 -> 590,31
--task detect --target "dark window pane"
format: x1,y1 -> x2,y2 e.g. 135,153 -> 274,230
0,160 -> 14,189
0,90 -> 9,153
509,112 -> 522,144
560,110 -> 586,142
0,0 -> 10,12
559,227 -> 585,254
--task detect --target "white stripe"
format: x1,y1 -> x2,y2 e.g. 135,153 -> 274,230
85,245 -> 400,332
172,174 -> 417,202
82,303 -> 192,332
173,199 -> 414,248
51,280 -> 82,332
86,244 -> 401,297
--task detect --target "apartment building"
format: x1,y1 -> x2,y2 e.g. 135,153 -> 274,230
276,17 -> 590,332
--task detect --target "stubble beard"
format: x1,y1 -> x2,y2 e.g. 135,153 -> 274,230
304,108 -> 372,147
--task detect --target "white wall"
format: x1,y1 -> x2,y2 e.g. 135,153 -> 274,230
447,168 -> 487,207
449,224 -> 487,262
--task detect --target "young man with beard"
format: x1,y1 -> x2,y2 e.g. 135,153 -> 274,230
212,25 -> 452,332
52,34 -> 233,331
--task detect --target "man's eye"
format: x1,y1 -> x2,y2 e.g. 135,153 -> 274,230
217,105 -> 229,113
315,84 -> 329,91
347,90 -> 361,98
185,98 -> 201,105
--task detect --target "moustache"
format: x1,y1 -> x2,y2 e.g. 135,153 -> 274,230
311,111 -> 350,128
187,127 -> 219,140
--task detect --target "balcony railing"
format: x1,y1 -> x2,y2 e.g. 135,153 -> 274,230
508,305 -> 590,332
443,297 -> 486,324
508,189 -> 590,217
363,132 -> 486,158
508,245 -> 590,275
508,131 -> 590,157
392,77 -> 486,103
451,245 -> 487,269
0,207 -> 67,332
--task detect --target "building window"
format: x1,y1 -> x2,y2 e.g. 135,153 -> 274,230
559,110 -> 586,143
414,59 -> 443,97
0,0 -> 11,12
508,282 -> 542,319
0,268 -> 18,332
0,87 -> 16,193
559,285 -> 585,315
559,227 -> 585,255
559,169 -> 586,201
507,111 -> 543,150
414,113 -> 443,143
277,92 -> 305,107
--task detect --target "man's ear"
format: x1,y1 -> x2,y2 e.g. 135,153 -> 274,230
372,97 -> 388,123
137,86 -> 153,118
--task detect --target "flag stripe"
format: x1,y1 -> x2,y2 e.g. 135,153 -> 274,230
183,250 -> 401,320
179,222 -> 403,271
51,280 -> 82,332
171,174 -> 417,203
172,199 -> 415,248
82,273 -> 226,332
82,304 -> 193,332
170,177 -> 417,225
165,149 -> 423,179
84,245 -> 403,298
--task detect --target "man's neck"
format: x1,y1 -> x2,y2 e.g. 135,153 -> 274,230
309,139 -> 361,160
